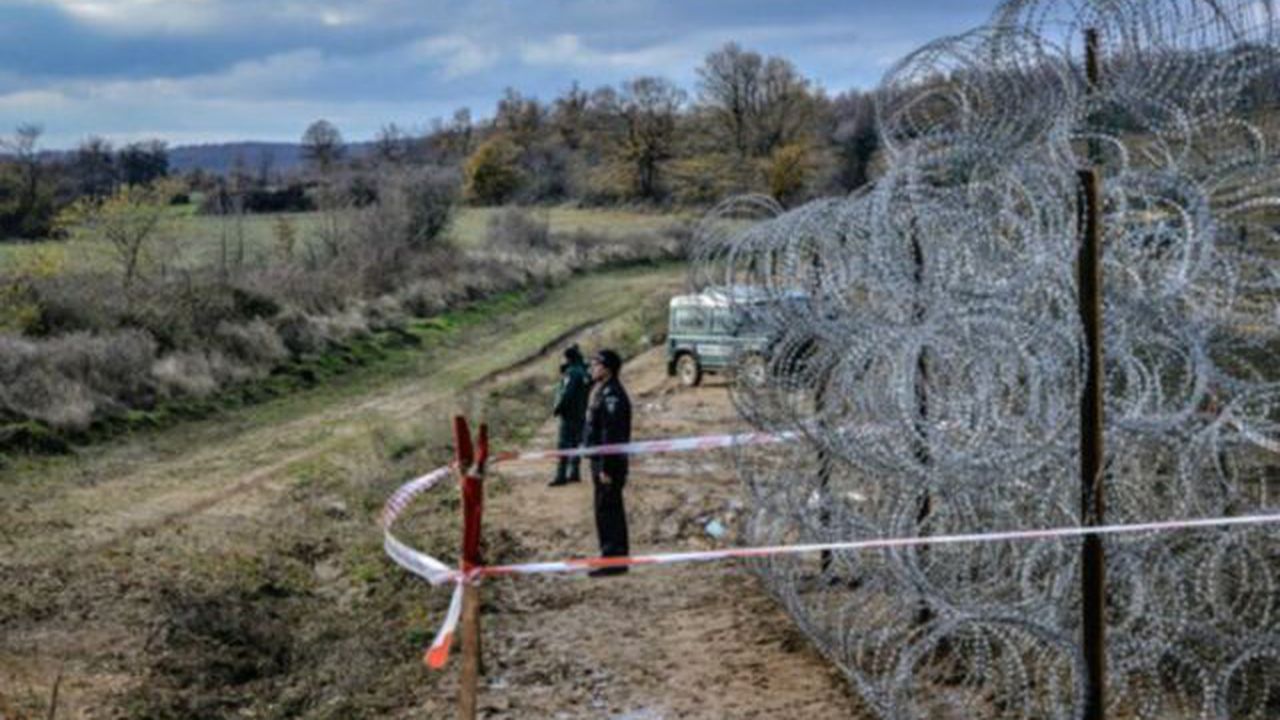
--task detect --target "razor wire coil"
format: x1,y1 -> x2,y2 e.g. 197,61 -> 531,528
693,1 -> 1280,717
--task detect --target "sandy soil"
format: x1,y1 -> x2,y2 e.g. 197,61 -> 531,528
459,347 -> 866,719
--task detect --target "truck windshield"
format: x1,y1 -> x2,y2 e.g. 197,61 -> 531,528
672,307 -> 709,332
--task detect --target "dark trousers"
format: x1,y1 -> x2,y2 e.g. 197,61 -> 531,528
556,420 -> 583,482
591,470 -> 629,557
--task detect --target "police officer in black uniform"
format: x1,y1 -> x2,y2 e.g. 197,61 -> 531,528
584,349 -> 631,576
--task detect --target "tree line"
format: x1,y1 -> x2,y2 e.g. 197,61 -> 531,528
353,42 -> 883,208
0,128 -> 170,239
0,41 -> 883,242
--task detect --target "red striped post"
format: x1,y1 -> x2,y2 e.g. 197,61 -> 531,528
452,416 -> 485,720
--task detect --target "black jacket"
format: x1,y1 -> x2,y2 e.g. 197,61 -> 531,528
553,359 -> 590,423
584,376 -> 631,478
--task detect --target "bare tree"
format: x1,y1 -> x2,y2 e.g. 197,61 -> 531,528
612,76 -> 685,200
118,139 -> 169,186
8,123 -> 42,195
71,136 -> 116,198
697,42 -> 762,157
59,181 -> 176,292
301,119 -> 345,174
697,42 -> 820,158
756,56 -> 819,156
374,123 -> 410,166
553,81 -> 590,150
426,108 -> 473,163
2,124 -> 47,235
494,88 -> 545,149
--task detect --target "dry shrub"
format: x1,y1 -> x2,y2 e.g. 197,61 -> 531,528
0,330 -> 157,429
351,167 -> 460,295
44,329 -> 157,409
0,334 -> 38,385
275,312 -> 328,356
396,278 -> 453,317
314,308 -> 370,345
485,206 -> 553,252
271,264 -> 362,314
362,296 -> 408,333
151,352 -> 219,399
1,365 -> 95,430
29,272 -> 128,334
215,319 -> 288,368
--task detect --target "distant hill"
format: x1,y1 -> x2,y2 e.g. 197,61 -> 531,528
21,141 -> 375,176
168,142 -> 306,175
168,141 -> 378,175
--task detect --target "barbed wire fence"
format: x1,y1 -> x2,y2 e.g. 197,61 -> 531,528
692,1 -> 1280,717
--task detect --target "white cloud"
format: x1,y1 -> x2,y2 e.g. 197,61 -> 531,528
0,36 -> 494,147
278,2 -> 375,28
0,89 -> 73,114
34,48 -> 328,106
519,33 -> 695,76
188,49 -> 328,96
410,34 -> 501,80
45,0 -> 224,34
517,22 -> 870,81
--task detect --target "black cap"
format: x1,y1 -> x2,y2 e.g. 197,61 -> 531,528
593,349 -> 622,374
564,343 -> 583,363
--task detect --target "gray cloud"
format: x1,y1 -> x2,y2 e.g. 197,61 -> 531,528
0,0 -> 992,148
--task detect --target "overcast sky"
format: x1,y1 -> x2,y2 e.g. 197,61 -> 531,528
0,0 -> 994,149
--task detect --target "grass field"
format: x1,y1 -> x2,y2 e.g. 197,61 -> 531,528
0,205 -> 689,274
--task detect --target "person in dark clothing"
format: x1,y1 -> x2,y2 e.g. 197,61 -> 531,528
550,344 -> 590,487
584,348 -> 632,576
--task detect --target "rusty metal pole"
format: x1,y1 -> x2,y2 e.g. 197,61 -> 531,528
1078,166 -> 1106,720
1080,27 -> 1107,720
909,223 -> 935,627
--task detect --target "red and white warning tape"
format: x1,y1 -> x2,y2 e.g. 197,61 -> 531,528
381,428 -> 810,667
490,428 -> 802,463
380,428 -> 803,587
380,425 -> 1280,669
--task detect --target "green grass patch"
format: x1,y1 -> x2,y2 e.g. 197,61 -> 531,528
0,206 -> 687,274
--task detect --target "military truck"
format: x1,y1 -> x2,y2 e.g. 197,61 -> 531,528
665,286 -> 791,387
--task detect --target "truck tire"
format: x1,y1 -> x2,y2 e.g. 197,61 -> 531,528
676,354 -> 702,387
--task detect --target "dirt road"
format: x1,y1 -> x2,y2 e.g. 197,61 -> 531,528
0,265 -> 867,718
456,347 -> 864,719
